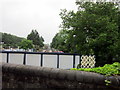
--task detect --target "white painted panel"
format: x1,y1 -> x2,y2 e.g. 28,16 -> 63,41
59,55 -> 73,69
9,54 -> 23,64
1,53 -> 7,62
26,54 -> 40,66
43,55 -> 57,68
75,55 -> 80,68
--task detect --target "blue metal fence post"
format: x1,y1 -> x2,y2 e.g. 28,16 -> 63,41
73,55 -> 75,68
41,54 -> 43,67
6,53 -> 9,63
23,53 -> 26,65
79,55 -> 81,65
57,54 -> 59,68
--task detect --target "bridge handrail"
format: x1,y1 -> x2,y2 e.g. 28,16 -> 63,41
1,51 -> 81,68
1,51 -> 80,55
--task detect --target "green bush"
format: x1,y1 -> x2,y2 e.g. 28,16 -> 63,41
71,62 -> 120,76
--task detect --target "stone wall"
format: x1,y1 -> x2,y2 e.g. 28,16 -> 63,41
2,62 -> 120,89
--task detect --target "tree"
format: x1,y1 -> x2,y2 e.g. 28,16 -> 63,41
1,32 -> 24,48
20,39 -> 33,50
27,30 -> 44,49
59,1 -> 120,66
51,30 -> 71,52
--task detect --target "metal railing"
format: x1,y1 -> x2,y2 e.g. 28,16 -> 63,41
1,51 -> 81,68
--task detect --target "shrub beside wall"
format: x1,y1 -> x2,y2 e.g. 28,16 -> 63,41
2,63 -> 120,89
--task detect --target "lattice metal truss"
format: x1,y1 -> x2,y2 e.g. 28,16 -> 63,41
81,55 -> 96,68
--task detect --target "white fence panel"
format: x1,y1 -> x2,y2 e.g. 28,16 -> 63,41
9,54 -> 23,65
1,53 -> 7,63
75,55 -> 80,68
59,55 -> 73,69
43,55 -> 57,68
26,54 -> 40,66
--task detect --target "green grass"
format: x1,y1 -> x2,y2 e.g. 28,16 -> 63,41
71,62 -> 120,76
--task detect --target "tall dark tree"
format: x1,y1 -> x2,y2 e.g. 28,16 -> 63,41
54,1 -> 120,66
27,30 -> 44,49
51,30 -> 71,52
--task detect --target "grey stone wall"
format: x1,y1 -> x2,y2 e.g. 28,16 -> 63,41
1,62 -> 120,89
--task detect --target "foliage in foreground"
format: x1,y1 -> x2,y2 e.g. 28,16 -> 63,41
71,62 -> 120,76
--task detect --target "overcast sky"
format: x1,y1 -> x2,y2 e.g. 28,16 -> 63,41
1,0 -> 78,44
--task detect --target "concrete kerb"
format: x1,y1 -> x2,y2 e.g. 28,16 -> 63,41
77,71 -> 95,83
2,63 -> 14,72
49,68 -> 61,79
29,66 -> 44,76
5,63 -> 19,73
48,69 -> 77,86
57,69 -> 69,80
41,67 -> 53,77
65,70 -> 76,80
75,70 -> 106,85
107,76 -> 120,86
76,71 -> 85,82
87,72 -> 105,84
13,64 -> 27,75
20,65 -> 39,76
2,62 -> 120,88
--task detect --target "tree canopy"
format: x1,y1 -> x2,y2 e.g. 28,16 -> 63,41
51,30 -> 71,52
19,39 -> 33,50
51,1 -> 120,66
27,30 -> 44,49
1,32 -> 24,48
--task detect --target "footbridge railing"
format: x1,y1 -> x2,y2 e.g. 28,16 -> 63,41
1,51 -> 81,69
1,51 -> 96,69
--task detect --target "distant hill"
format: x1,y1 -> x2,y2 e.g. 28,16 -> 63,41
1,32 -> 25,48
